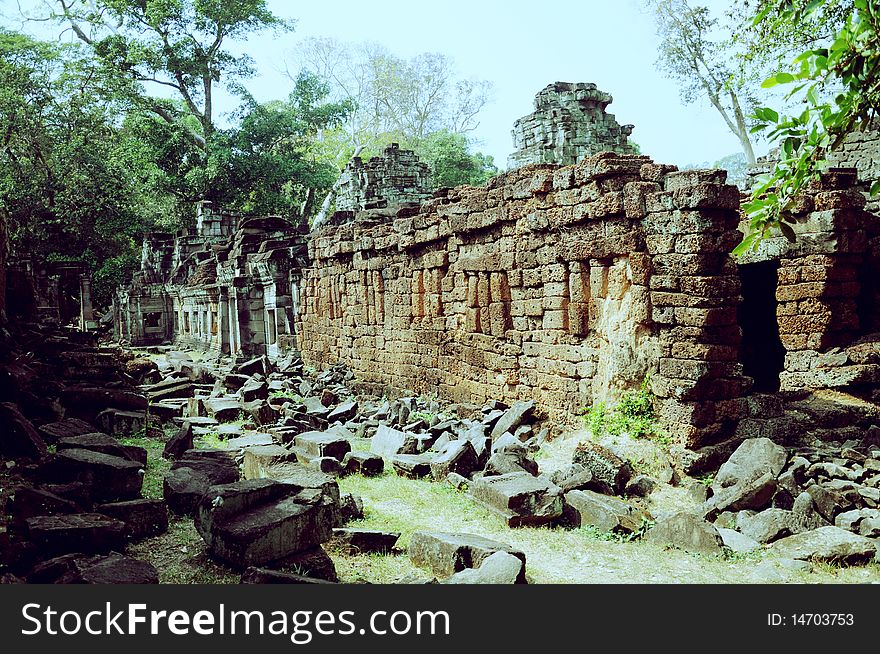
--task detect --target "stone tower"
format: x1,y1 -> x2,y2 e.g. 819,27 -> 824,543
335,143 -> 432,212
508,82 -> 636,169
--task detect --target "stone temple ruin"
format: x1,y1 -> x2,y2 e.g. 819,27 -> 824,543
508,82 -> 637,168
110,82 -> 880,452
4,82 -> 880,584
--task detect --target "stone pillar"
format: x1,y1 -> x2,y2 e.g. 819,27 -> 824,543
644,167 -> 748,448
776,169 -> 869,390
79,274 -> 95,330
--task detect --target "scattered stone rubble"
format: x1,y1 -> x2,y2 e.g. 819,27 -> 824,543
5,82 -> 880,584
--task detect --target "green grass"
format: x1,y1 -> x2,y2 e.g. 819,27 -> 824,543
128,517 -> 239,584
333,471 -> 880,585
118,435 -> 171,500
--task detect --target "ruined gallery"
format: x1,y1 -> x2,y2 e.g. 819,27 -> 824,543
3,81 -> 880,585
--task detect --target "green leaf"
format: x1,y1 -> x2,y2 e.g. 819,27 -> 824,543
775,72 -> 796,84
871,180 -> 880,197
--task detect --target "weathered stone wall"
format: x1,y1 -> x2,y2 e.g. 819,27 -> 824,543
336,143 -> 432,213
738,169 -> 880,393
508,82 -> 636,169
297,153 -> 747,447
826,127 -> 880,213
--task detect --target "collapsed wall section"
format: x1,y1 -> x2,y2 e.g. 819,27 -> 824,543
297,153 -> 747,447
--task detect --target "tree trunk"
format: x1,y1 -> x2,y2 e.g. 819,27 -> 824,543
311,144 -> 364,231
729,90 -> 757,164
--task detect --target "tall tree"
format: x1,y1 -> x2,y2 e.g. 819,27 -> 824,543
650,0 -> 757,164
0,29 -> 166,304
47,0 -> 291,152
736,0 -> 880,252
291,38 -> 493,227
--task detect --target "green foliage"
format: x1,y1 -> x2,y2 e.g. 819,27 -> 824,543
0,30 -> 164,304
415,130 -> 498,189
582,378 -> 664,441
649,0 -> 757,163
738,0 -> 880,252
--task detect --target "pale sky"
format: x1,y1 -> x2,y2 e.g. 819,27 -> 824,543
4,0 -> 766,168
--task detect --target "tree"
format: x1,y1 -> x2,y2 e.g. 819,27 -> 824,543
47,0 -> 291,153
291,38 -> 493,226
737,0 -> 880,252
210,72 -> 353,220
417,130 -> 497,189
293,38 -> 491,160
650,0 -> 757,164
0,29 -> 165,304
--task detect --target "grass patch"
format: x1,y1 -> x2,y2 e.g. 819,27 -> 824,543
118,435 -> 170,500
334,471 -> 880,584
581,377 -> 668,444
128,517 -> 238,584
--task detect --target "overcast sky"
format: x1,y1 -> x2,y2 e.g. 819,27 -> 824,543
5,0 -> 763,169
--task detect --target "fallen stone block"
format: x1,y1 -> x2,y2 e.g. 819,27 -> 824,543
28,553 -> 159,584
564,489 -> 647,533
61,387 -> 148,418
144,378 -> 194,402
341,451 -> 384,477
242,400 -> 278,426
705,438 -> 787,517
331,528 -> 400,553
328,400 -> 359,424
807,484 -> 853,522
26,513 -> 126,558
52,449 -> 143,502
204,397 -> 242,423
572,441 -> 633,494
550,463 -> 594,492
336,493 -> 364,525
225,433 -> 275,451
444,551 -> 525,584
37,418 -> 96,443
484,451 -> 539,476
8,487 -> 81,530
717,527 -> 761,553
296,431 -> 352,461
57,433 -> 147,466
163,421 -> 194,460
490,400 -> 536,440
242,444 -> 299,480
309,456 -> 343,476
430,439 -> 480,480
408,531 -> 526,582
164,451 -> 240,515
625,475 -> 657,497
648,512 -> 724,555
770,526 -> 877,565
274,545 -> 339,582
391,454 -> 434,479
96,408 -> 146,436
240,567 -> 335,585
195,478 -> 337,568
235,356 -> 273,377
737,508 -> 796,544
0,402 -> 47,459
370,425 -> 419,460
469,472 -> 563,527
240,378 -> 269,403
97,499 -> 168,541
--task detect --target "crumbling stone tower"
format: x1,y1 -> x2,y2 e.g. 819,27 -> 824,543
508,82 -> 636,169
336,143 -> 432,212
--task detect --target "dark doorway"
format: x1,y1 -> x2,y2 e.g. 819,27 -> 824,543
737,261 -> 785,392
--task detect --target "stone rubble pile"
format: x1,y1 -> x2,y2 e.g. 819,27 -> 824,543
0,323 -> 162,583
650,436 -> 880,565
